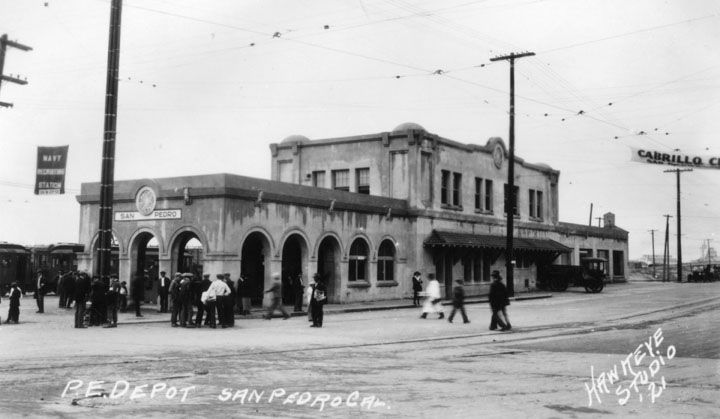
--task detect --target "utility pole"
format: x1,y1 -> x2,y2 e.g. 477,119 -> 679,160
98,0 -> 123,280
664,168 -> 692,282
648,229 -> 657,279
663,214 -> 672,282
0,34 -> 32,108
595,217 -> 602,227
707,239 -> 713,265
588,203 -> 593,226
490,51 -> 535,297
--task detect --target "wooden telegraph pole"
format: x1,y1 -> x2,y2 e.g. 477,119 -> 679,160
664,168 -> 692,282
98,0 -> 124,280
490,51 -> 535,297
0,34 -> 32,108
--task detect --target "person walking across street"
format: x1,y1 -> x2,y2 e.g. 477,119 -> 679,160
7,282 -> 23,324
411,271 -> 423,307
158,271 -> 170,313
488,270 -> 511,331
420,273 -> 444,319
448,279 -> 470,324
309,273 -> 326,327
264,273 -> 290,320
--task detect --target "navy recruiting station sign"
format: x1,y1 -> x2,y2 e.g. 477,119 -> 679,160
35,145 -> 69,194
631,147 -> 720,170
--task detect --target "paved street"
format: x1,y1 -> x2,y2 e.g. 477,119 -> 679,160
1,281 -> 718,418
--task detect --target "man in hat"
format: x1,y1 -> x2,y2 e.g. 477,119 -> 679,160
264,273 -> 290,320
309,273 -> 327,327
169,273 -> 182,327
74,272 -> 91,328
420,273 -> 444,319
104,277 -> 121,328
448,279 -> 470,324
158,271 -> 170,313
178,273 -> 196,328
488,270 -> 511,331
195,273 -> 212,328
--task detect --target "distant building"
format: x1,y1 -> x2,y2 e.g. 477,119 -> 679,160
76,123 -> 628,304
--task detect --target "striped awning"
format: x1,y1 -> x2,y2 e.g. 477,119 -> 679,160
423,230 -> 572,253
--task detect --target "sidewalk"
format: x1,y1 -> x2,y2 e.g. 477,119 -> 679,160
117,292 -> 553,325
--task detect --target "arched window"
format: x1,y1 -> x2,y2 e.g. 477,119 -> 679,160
348,239 -> 368,282
377,240 -> 395,282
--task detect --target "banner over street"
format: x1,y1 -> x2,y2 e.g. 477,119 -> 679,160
630,147 -> 719,170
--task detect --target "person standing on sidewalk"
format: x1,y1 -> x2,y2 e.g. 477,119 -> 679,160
7,281 -> 23,324
448,279 -> 470,324
104,277 -> 120,328
33,270 -> 47,313
264,273 -> 290,320
158,271 -> 170,313
236,274 -> 251,315
131,274 -> 145,318
420,273 -> 444,319
411,271 -> 423,307
74,272 -> 91,328
309,273 -> 326,327
292,272 -> 305,312
488,270 -> 511,331
169,273 -> 182,327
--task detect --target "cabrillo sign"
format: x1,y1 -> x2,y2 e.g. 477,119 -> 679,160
115,185 -> 182,221
631,148 -> 719,170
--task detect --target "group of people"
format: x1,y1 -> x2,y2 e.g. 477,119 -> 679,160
414,270 -> 512,331
168,272 -> 237,329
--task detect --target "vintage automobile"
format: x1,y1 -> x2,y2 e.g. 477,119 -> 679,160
687,265 -> 718,283
538,257 -> 607,293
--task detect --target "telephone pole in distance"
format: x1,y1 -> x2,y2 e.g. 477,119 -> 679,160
0,34 -> 32,108
664,168 -> 692,282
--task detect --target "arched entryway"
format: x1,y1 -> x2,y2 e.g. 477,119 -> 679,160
241,232 -> 272,307
317,236 -> 341,303
171,233 -> 204,278
281,233 -> 309,305
129,233 -> 159,304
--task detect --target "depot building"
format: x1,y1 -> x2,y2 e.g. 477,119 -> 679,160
75,123 -> 628,306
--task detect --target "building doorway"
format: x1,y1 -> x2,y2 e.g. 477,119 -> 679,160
317,236 -> 341,303
241,232 -> 271,307
281,234 -> 308,305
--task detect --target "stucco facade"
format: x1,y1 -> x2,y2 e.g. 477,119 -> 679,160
76,123 -> 628,305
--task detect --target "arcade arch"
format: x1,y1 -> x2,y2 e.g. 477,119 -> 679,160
241,231 -> 272,307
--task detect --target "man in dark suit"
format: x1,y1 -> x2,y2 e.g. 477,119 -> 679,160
158,271 -> 170,313
74,272 -> 91,328
33,270 -> 47,313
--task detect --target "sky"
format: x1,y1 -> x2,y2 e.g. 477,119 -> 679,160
0,0 -> 718,260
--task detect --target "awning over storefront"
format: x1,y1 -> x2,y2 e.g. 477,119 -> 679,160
423,230 -> 572,253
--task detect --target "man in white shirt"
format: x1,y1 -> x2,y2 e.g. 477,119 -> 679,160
207,275 -> 230,328
158,271 -> 170,313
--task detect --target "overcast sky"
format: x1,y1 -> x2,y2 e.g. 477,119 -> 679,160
1,0 -> 718,260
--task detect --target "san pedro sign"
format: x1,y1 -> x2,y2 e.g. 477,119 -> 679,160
631,148 -> 720,170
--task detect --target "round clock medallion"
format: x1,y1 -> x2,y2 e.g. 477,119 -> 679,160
136,186 -> 156,216
492,144 -> 504,169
